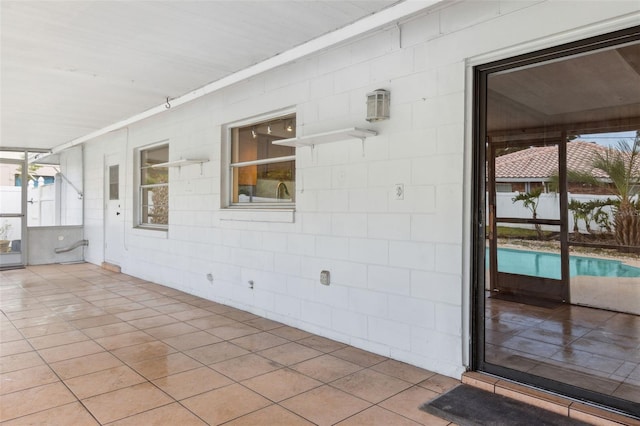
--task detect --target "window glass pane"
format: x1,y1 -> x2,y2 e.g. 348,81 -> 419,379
109,165 -> 119,200
141,186 -> 168,225
229,114 -> 296,206
141,166 -> 168,185
232,132 -> 295,163
233,161 -> 295,203
141,145 -> 168,167
140,145 -> 168,185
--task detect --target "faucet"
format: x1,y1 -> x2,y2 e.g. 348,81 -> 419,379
276,182 -> 289,200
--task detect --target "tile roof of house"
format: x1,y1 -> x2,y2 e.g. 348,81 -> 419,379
494,141 -> 614,180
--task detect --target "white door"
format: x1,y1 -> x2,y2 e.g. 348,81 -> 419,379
104,154 -> 125,267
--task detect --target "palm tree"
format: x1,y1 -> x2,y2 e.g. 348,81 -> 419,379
512,187 -> 544,239
591,135 -> 640,247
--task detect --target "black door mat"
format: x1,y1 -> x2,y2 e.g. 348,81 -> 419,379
420,385 -> 589,426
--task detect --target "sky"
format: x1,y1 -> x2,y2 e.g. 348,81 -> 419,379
580,130 -> 637,147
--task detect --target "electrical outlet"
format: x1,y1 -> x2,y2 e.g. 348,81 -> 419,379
394,183 -> 404,200
320,270 -> 330,286
206,273 -> 214,283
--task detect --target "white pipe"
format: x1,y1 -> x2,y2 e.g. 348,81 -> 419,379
51,0 -> 442,154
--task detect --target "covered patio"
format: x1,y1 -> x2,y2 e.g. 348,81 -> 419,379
1,263 -> 458,425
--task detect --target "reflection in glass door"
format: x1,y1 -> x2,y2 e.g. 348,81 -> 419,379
486,138 -> 569,304
474,28 -> 640,418
0,151 -> 27,269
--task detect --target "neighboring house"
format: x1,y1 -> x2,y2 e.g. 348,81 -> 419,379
0,163 -> 57,188
494,140 -> 630,195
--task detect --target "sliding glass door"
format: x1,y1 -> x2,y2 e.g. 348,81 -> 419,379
474,26 -> 640,417
0,151 -> 27,269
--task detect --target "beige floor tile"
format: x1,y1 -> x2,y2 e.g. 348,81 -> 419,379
184,341 -> 250,365
37,340 -> 104,363
169,308 -> 213,321
11,315 -> 64,329
114,308 -> 160,321
28,330 -> 89,350
70,314 -> 122,329
0,327 -> 26,343
143,322 -> 199,339
210,353 -> 282,381
186,314 -> 237,330
17,322 -> 76,338
152,366 -> 233,400
126,314 -> 179,329
418,373 -> 461,394
268,325 -> 313,341
207,323 -> 261,340
138,296 -> 178,308
220,309 -> 260,322
5,307 -> 54,321
0,402 -> 99,426
231,332 -> 289,352
331,346 -> 388,367
56,307 -> 108,322
162,330 -> 222,351
281,385 -> 371,425
331,369 -> 413,403
0,351 -> 45,373
81,382 -> 173,424
82,322 -> 137,339
0,339 -> 33,357
103,302 -> 146,314
111,341 -> 177,364
108,402 -> 207,426
371,360 -> 436,384
78,291 -> 119,302
64,365 -> 146,399
49,351 -> 123,379
336,405 -> 421,425
297,335 -> 348,353
94,330 -> 155,350
290,354 -> 362,383
242,368 -> 322,402
0,382 -> 77,422
243,317 -> 285,331
224,404 -> 315,426
259,342 -> 323,366
129,352 -> 203,380
0,364 -> 59,395
86,296 -> 131,307
379,385 -> 449,425
182,383 -> 271,424
153,302 -> 193,314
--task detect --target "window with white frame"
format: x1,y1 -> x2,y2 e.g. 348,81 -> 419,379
139,144 -> 169,227
229,114 -> 296,205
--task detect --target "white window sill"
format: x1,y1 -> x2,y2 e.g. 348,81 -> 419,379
219,208 -> 295,223
132,226 -> 169,237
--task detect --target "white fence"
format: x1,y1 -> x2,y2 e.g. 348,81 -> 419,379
494,192 -> 621,234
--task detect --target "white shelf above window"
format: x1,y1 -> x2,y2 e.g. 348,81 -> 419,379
273,127 -> 377,148
151,158 -> 209,168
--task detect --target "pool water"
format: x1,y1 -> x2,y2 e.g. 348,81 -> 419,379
488,248 -> 640,280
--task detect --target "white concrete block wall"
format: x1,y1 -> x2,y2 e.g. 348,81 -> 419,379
78,1 -> 639,379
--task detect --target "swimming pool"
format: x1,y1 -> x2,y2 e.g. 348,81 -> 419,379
488,248 -> 640,280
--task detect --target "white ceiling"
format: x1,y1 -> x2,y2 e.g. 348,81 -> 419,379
1,0 -> 403,151
488,43 -> 640,138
